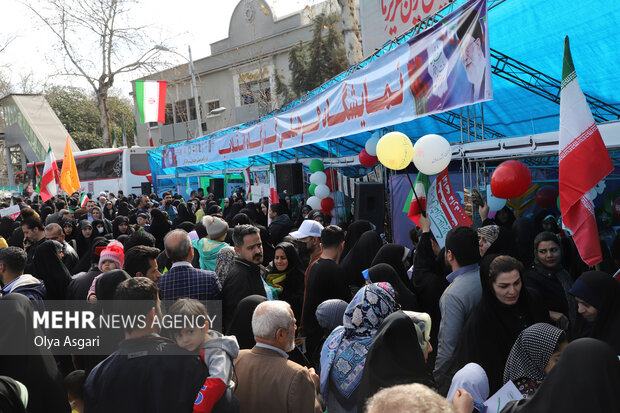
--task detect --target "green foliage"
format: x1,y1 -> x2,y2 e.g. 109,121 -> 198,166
277,12 -> 349,103
45,86 -> 135,150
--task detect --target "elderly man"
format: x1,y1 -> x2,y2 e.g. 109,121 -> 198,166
234,301 -> 321,413
157,229 -> 221,304
45,223 -> 79,273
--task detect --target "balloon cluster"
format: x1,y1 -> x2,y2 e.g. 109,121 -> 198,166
307,159 -> 337,216
371,131 -> 452,174
359,131 -> 380,167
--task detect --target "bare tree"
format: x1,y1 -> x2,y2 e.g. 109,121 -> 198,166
337,0 -> 363,65
24,0 -> 164,147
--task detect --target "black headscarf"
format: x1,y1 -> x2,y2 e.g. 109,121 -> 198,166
75,220 -> 94,258
269,242 -> 305,320
501,338 -> 620,413
225,295 -> 268,350
569,271 -> 620,353
368,263 -> 418,311
0,294 -> 71,413
60,217 -> 77,243
95,269 -> 131,316
33,240 -> 72,300
371,244 -> 411,290
239,207 -> 258,224
116,201 -> 130,218
340,230 -> 383,288
92,219 -> 112,237
512,217 -> 536,268
148,208 -> 172,251
112,215 -> 133,239
448,254 -> 550,394
357,311 -> 433,407
230,213 -> 251,227
258,224 -> 275,266
173,203 -> 195,228
0,375 -> 27,413
342,220 -> 373,259
225,203 -> 244,224
175,221 -> 195,234
0,216 -> 14,240
103,202 -> 116,221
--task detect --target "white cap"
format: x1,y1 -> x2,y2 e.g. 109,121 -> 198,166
289,219 -> 324,239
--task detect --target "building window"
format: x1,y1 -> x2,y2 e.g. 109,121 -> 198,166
188,97 -> 200,121
174,100 -> 187,122
164,103 -> 174,125
207,100 -> 221,114
240,79 -> 271,106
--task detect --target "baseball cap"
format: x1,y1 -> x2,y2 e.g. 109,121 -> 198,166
289,219 -> 324,239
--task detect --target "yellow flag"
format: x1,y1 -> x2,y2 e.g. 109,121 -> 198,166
60,136 -> 81,195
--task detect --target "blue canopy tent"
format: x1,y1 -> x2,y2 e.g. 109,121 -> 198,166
148,0 -> 620,195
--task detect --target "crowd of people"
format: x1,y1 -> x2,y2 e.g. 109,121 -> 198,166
0,187 -> 618,413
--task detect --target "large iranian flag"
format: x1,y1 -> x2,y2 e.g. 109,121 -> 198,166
135,81 -> 167,124
40,144 -> 59,202
559,36 -> 613,266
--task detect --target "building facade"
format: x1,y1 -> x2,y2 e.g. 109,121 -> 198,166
133,0 -> 339,147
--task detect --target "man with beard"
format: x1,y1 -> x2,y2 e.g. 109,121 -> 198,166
233,301 -> 321,413
222,225 -> 267,329
159,191 -> 178,221
84,277 -> 208,412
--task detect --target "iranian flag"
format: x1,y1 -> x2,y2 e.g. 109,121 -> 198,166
79,193 -> 89,208
404,172 -> 431,227
40,144 -> 59,202
559,36 -> 613,266
426,169 -> 472,248
135,80 -> 167,124
243,167 -> 252,200
268,164 -> 278,225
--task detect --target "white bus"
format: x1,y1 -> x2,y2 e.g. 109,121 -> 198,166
18,146 -> 152,196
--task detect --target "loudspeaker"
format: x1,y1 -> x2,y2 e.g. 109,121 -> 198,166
354,182 -> 384,232
276,163 -> 304,194
141,182 -> 152,196
209,178 -> 225,200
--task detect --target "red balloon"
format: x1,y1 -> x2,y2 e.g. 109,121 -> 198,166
359,149 -> 378,167
321,209 -> 332,216
535,185 -> 559,208
613,197 -> 620,220
321,197 -> 335,211
324,168 -> 339,191
490,160 -> 532,199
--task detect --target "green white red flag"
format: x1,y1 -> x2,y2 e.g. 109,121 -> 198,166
243,167 -> 252,200
404,171 -> 431,227
268,164 -> 278,225
559,36 -> 613,266
40,144 -> 58,202
135,80 -> 167,124
79,193 -> 89,208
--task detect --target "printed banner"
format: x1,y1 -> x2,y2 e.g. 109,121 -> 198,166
155,0 -> 491,169
0,205 -> 21,220
426,169 -> 472,248
360,0 -> 451,58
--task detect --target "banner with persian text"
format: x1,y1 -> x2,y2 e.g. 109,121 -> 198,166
360,0 -> 452,58
161,0 -> 491,168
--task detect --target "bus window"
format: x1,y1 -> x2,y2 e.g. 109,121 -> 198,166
75,152 -> 122,180
130,153 -> 150,172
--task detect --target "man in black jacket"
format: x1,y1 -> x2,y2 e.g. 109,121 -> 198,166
84,277 -> 207,413
45,223 -> 79,273
268,203 -> 293,246
222,225 -> 266,329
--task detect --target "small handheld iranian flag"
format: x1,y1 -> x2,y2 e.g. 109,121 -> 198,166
268,164 -> 279,225
79,193 -> 89,208
243,167 -> 252,200
559,36 -> 613,266
40,144 -> 59,202
403,172 -> 431,227
135,81 -> 167,124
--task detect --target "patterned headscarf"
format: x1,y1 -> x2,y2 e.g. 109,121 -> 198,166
477,225 -> 500,245
403,311 -> 432,356
320,282 -> 396,400
503,323 -> 564,383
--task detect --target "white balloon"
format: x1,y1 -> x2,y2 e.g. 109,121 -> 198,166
315,184 -> 330,199
365,132 -> 381,156
306,196 -> 321,210
310,171 -> 327,185
486,184 -> 506,212
412,134 -> 452,175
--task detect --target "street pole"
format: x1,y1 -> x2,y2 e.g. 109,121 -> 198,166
188,45 -> 202,140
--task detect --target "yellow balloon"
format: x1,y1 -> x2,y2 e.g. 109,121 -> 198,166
376,132 -> 414,170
